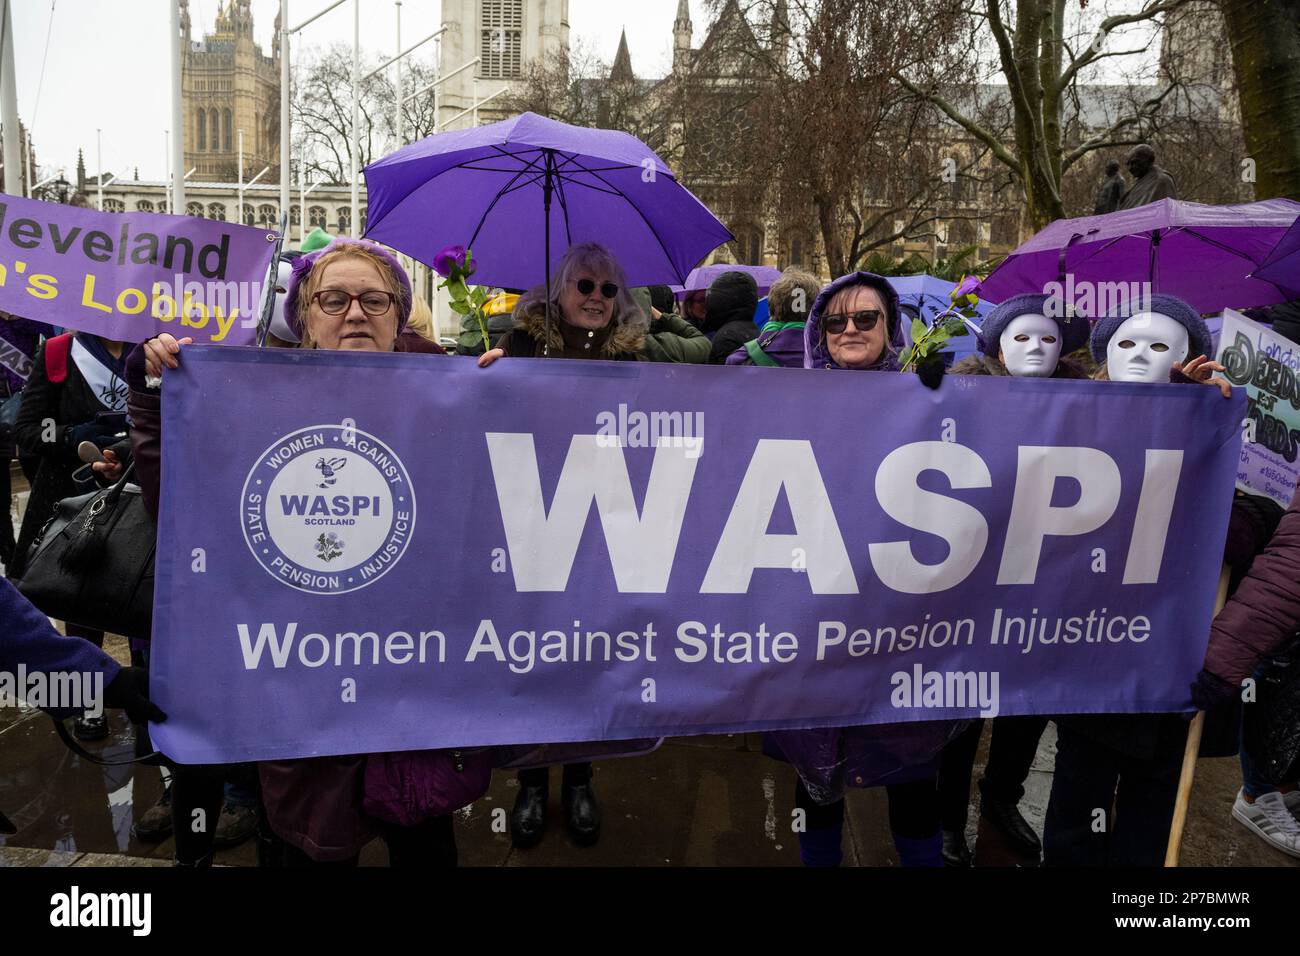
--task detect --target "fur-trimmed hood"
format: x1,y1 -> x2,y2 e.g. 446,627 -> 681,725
514,303 -> 646,358
950,353 -> 1090,379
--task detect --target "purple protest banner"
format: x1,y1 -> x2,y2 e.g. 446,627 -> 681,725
150,348 -> 1243,763
0,193 -> 277,345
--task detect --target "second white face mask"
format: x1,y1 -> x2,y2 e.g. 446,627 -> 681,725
1106,312 -> 1189,383
999,313 -> 1062,377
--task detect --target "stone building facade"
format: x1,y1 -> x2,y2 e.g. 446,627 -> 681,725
180,0 -> 281,183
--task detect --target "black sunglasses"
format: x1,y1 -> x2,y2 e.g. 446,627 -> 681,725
574,278 -> 619,299
823,309 -> 882,335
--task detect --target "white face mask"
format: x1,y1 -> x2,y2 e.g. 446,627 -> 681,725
999,313 -> 1062,377
1106,312 -> 1189,383
267,260 -> 299,343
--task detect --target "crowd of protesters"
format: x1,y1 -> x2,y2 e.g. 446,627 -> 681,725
3,200 -> 1300,868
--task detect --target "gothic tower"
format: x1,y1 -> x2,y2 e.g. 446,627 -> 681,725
181,0 -> 281,198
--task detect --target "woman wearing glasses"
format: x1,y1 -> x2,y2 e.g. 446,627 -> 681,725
477,242 -> 647,849
130,239 -> 471,867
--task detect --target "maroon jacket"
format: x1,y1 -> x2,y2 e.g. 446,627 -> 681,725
1205,491 -> 1300,685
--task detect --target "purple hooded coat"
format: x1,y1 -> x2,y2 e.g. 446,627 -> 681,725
760,272 -> 965,803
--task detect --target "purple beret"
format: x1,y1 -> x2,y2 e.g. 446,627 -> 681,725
1089,293 -> 1212,367
284,238 -> 412,341
979,292 -> 1090,357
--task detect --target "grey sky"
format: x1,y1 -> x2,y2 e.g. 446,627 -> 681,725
7,0 -> 1162,185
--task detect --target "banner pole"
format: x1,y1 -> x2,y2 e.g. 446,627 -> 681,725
1165,563 -> 1232,867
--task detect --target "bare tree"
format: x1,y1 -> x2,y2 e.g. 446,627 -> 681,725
1219,0 -> 1300,200
893,0 -> 1202,229
293,44 -> 397,184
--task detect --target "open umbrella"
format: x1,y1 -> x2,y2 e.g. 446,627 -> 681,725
980,198 -> 1300,314
887,274 -> 996,364
363,112 -> 733,336
683,263 -> 782,296
1253,215 -> 1300,299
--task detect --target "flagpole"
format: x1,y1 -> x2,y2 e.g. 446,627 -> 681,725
350,0 -> 359,236
280,0 -> 290,221
169,0 -> 185,217
1164,563 -> 1232,866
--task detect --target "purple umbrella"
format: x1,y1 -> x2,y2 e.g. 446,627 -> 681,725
684,263 -> 782,295
363,112 -> 733,302
1253,215 -> 1300,298
980,198 -> 1300,314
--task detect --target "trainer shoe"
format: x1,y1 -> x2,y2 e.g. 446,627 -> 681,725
1283,789 -> 1300,823
1231,789 -> 1300,858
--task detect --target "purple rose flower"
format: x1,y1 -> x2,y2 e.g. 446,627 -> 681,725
433,244 -> 469,279
952,275 -> 982,302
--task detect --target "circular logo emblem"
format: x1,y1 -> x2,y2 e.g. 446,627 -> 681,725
242,425 -> 416,594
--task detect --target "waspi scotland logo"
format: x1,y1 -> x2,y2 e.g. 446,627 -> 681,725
242,424 -> 415,594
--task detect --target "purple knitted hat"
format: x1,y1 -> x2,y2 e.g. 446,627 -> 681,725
284,238 -> 413,342
1089,293 -> 1212,367
979,292 -> 1090,357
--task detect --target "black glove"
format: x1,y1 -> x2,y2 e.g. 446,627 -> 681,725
103,666 -> 166,725
917,357 -> 945,390
1189,668 -> 1237,712
67,420 -> 121,452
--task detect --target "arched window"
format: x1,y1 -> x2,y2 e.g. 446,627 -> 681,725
207,202 -> 226,221
135,200 -> 154,213
337,206 -> 351,234
947,218 -> 977,247
732,228 -> 762,266
223,109 -> 233,151
787,236 -> 806,268
210,111 -> 220,152
185,202 -> 204,218
258,204 -> 277,228
290,205 -> 301,227
102,199 -> 125,214
308,205 -> 327,229
197,108 -> 206,151
242,203 -> 255,226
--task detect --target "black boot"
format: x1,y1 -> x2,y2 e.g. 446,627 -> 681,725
562,764 -> 600,847
978,778 -> 1041,857
942,829 -> 972,866
510,771 -> 548,848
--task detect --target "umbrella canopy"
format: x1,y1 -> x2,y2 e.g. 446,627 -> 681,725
363,112 -> 733,290
980,198 -> 1300,314
1253,215 -> 1300,299
684,263 -> 782,295
887,274 -> 995,363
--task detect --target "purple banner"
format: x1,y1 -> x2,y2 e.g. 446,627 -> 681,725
151,348 -> 1243,763
0,193 -> 277,345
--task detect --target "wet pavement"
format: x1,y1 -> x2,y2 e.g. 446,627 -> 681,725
3,465 -> 1297,868
2,669 -> 1297,867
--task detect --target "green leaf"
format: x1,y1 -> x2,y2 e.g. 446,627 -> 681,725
910,317 -> 927,343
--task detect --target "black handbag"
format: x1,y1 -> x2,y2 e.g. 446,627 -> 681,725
1242,635 -> 1300,786
15,462 -> 155,640
0,389 -> 21,441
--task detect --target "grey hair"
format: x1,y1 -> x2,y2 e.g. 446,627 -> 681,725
513,241 -> 648,337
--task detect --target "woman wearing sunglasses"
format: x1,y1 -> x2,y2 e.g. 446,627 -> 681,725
761,272 -> 957,867
477,242 -> 646,365
477,242 -> 648,849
